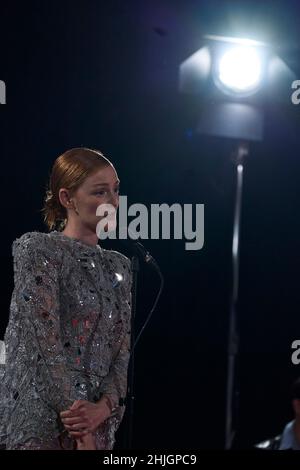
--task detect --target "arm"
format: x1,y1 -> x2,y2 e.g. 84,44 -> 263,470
98,256 -> 132,410
13,233 -> 73,413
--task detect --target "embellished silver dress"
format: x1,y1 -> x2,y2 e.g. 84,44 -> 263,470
0,230 -> 132,450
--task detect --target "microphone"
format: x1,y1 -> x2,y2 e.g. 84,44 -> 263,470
122,239 -> 160,272
116,227 -> 161,273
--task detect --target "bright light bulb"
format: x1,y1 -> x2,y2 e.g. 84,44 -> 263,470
218,46 -> 262,93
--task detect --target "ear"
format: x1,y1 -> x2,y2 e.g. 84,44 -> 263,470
59,188 -> 72,210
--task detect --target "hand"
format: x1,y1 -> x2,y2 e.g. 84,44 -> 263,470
60,398 -> 111,439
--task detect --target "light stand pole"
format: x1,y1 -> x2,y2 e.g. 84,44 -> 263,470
225,141 -> 249,449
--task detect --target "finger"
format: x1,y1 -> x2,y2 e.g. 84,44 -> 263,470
64,421 -> 87,429
60,408 -> 83,418
60,402 -> 82,418
64,424 -> 87,431
60,410 -> 73,418
70,400 -> 83,410
62,417 -> 85,425
68,429 -> 90,438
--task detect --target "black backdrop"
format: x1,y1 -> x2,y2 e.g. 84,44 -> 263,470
1,0 -> 300,449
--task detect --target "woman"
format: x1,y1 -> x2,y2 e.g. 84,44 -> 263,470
0,148 -> 132,450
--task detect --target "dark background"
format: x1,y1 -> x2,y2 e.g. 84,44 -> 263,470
1,0 -> 300,449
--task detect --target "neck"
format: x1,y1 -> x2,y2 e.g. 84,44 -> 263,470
62,222 -> 98,247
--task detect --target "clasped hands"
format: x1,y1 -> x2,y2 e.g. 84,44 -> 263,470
60,396 -> 112,449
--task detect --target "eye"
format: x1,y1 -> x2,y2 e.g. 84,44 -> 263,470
93,186 -> 120,196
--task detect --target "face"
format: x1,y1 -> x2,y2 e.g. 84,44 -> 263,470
62,164 -> 120,233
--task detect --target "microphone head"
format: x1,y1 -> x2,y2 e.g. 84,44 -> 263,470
115,227 -> 160,272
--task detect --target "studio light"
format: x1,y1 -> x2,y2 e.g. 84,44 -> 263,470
179,34 -> 296,450
179,34 -> 295,107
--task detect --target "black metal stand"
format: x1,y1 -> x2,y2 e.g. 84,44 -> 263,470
225,141 -> 249,449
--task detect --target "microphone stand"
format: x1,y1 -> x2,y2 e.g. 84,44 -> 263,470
120,237 -> 164,449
